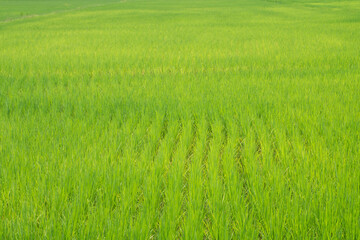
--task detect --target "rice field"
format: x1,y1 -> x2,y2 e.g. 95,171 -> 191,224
0,0 -> 359,238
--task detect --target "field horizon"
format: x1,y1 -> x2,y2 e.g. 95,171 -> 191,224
1,0 -> 359,239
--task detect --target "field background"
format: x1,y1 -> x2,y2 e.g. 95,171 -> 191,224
1,0 -> 359,238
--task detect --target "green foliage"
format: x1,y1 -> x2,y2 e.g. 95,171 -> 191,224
0,0 -> 359,238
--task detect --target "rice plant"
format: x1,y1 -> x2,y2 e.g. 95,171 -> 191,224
0,0 -> 359,238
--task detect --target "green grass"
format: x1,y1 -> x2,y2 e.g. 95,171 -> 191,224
0,0 -> 359,238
